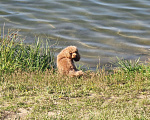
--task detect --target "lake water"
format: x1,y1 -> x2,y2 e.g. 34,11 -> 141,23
0,0 -> 150,70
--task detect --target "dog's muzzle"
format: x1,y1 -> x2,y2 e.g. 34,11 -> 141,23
72,53 -> 80,61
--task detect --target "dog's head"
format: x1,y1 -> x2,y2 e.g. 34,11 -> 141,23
64,46 -> 80,61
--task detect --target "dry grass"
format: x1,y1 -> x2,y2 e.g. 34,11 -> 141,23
0,68 -> 150,119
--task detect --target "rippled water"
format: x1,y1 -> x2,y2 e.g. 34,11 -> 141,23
0,0 -> 150,70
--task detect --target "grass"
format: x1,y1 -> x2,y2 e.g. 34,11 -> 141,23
0,31 -> 150,119
116,57 -> 142,72
0,30 -> 55,75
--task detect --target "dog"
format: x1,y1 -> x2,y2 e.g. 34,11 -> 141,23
57,46 -> 84,77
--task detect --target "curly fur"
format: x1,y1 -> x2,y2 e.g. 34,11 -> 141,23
57,46 -> 84,77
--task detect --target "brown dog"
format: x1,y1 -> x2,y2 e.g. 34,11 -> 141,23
57,46 -> 84,77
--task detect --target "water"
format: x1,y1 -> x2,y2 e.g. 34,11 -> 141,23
0,0 -> 150,70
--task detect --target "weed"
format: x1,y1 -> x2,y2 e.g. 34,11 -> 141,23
116,57 -> 142,72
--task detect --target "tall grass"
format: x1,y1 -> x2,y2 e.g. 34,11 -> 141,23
116,57 -> 142,72
0,31 -> 55,74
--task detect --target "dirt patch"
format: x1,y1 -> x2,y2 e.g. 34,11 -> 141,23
1,108 -> 29,120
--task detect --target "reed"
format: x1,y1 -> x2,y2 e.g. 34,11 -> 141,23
0,31 -> 55,74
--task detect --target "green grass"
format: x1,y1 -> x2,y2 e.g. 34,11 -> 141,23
116,57 -> 142,72
0,31 -> 150,119
0,31 -> 55,75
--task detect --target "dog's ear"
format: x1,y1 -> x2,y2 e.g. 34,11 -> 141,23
65,51 -> 72,59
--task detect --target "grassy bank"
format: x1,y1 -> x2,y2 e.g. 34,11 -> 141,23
0,32 -> 150,119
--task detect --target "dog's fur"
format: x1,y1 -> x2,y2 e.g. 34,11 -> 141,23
57,46 -> 84,77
